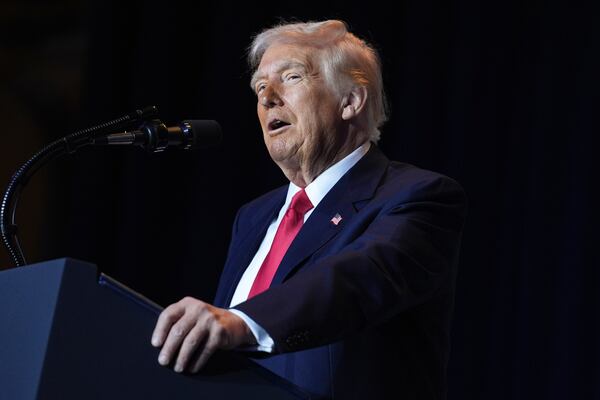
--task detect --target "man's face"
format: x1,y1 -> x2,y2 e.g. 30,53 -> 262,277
252,43 -> 346,180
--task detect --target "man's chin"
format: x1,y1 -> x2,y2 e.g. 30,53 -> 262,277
266,139 -> 297,162
269,151 -> 296,166
267,149 -> 301,172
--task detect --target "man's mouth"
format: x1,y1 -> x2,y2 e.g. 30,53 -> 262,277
268,119 -> 291,133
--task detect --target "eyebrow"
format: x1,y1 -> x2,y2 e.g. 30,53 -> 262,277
250,61 -> 307,90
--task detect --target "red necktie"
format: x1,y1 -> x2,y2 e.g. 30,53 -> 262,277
248,189 -> 314,298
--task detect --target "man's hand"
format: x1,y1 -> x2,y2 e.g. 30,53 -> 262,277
151,297 -> 256,373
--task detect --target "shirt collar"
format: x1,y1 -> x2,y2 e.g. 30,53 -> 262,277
285,141 -> 371,208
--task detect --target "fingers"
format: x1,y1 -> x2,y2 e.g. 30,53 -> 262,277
173,324 -> 207,373
152,301 -> 186,348
191,327 -> 223,373
151,297 -> 255,374
157,315 -> 197,367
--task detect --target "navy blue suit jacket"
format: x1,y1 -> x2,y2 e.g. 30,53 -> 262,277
214,145 -> 467,399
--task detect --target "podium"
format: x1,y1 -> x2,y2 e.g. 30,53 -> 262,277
0,258 -> 312,399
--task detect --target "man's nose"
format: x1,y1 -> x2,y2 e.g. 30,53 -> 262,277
260,85 -> 283,108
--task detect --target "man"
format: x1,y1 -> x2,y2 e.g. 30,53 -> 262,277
151,20 -> 467,399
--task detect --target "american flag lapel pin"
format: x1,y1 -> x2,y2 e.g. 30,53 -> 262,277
330,213 -> 343,226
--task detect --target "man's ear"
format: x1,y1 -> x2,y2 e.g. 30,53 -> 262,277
342,86 -> 368,120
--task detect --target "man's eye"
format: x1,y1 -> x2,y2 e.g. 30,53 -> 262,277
286,74 -> 301,81
256,84 -> 266,94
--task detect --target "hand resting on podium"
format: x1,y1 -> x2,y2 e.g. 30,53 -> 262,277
151,297 -> 256,374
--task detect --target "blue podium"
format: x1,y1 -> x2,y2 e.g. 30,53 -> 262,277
0,258 -> 312,399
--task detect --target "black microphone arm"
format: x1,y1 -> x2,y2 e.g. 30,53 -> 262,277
0,106 -> 221,267
93,119 -> 222,152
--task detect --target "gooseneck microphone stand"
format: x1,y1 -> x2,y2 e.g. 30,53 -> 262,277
0,106 -> 159,267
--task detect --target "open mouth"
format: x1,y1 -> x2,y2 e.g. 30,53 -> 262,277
268,119 -> 291,132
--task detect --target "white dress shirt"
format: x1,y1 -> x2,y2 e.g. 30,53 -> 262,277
229,141 -> 371,352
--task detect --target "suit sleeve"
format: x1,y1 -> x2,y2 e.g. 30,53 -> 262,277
234,174 -> 467,354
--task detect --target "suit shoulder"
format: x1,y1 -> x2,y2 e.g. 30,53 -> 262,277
237,185 -> 287,214
240,185 -> 288,209
381,161 -> 467,206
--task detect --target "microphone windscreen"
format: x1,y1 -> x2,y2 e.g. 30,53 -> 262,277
184,120 -> 222,149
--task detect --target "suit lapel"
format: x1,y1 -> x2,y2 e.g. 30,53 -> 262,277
218,188 -> 286,307
271,144 -> 389,286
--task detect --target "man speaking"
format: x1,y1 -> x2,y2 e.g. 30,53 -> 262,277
151,20 -> 467,399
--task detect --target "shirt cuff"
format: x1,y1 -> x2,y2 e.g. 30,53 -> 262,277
228,308 -> 275,353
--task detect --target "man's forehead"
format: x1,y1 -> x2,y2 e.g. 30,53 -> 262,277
257,59 -> 306,74
251,45 -> 316,83
251,61 -> 309,89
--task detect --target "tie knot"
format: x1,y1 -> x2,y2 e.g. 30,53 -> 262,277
289,189 -> 313,216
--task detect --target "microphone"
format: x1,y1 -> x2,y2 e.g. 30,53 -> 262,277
93,119 -> 222,152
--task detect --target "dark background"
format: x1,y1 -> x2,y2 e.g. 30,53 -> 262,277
1,1 -> 598,399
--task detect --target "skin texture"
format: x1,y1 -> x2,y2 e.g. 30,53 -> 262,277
151,42 -> 370,374
151,297 -> 256,373
253,43 -> 369,187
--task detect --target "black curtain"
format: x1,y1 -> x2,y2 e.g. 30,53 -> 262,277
1,1 -> 597,399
